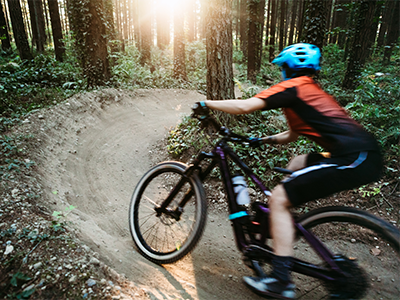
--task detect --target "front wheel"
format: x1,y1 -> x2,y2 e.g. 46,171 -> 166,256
129,161 -> 207,264
294,206 -> 400,299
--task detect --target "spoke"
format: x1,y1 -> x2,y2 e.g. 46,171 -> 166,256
143,194 -> 159,207
138,211 -> 156,228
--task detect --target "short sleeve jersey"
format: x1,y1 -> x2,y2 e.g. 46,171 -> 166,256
254,76 -> 379,155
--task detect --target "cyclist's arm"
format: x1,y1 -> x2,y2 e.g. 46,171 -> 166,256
262,130 -> 299,144
204,97 -> 265,115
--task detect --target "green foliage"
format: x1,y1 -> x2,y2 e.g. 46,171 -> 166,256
51,205 -> 76,232
0,52 -> 83,116
0,133 -> 35,180
111,42 -> 207,92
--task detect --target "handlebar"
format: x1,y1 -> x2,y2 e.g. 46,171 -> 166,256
191,105 -> 263,148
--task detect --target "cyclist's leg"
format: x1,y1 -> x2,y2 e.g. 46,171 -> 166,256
243,185 -> 296,299
269,185 -> 294,257
286,154 -> 308,171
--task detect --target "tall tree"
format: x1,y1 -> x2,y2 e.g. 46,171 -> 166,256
333,0 -> 350,47
383,0 -> 400,64
247,0 -> 265,83
173,6 -> 187,80
0,0 -> 11,51
239,0 -> 248,57
297,0 -> 305,43
268,0 -> 277,61
68,0 -> 110,86
7,0 -> 32,60
139,0 -> 152,65
376,0 -> 393,47
132,0 -> 140,47
279,0 -> 286,51
27,0 -> 41,52
48,0 -> 65,61
301,0 -> 327,49
206,0 -> 234,100
288,0 -> 298,45
186,0 -> 196,42
324,0 -> 333,46
366,1 -> 383,58
265,0 -> 271,47
343,0 -> 378,89
156,0 -> 170,49
103,0 -> 118,54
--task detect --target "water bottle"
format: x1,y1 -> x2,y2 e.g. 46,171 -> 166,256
232,175 -> 250,206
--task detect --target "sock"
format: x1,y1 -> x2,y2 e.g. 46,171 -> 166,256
270,255 -> 293,283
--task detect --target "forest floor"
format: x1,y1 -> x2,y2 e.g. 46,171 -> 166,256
2,88 -> 399,300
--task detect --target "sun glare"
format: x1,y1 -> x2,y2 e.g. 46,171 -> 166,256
157,0 -> 186,12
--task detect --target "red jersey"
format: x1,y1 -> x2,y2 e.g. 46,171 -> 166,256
254,76 -> 379,155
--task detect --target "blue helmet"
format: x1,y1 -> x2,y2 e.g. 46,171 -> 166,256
272,43 -> 321,80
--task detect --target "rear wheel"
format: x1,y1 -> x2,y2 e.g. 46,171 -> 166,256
129,162 -> 207,264
293,207 -> 400,299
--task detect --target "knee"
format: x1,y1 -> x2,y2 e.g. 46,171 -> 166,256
287,154 -> 307,171
269,185 -> 292,209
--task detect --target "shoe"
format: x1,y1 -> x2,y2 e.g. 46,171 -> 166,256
243,276 -> 296,299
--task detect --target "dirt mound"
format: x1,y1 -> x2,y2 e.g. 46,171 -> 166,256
23,88 -> 257,300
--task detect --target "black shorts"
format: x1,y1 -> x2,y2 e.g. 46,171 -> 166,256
282,151 -> 383,207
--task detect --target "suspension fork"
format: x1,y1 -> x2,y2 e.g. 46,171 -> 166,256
156,152 -> 217,218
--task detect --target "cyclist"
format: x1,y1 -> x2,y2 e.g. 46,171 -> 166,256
194,43 -> 382,299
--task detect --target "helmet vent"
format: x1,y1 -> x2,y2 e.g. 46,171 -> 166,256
299,58 -> 306,62
296,52 -> 306,56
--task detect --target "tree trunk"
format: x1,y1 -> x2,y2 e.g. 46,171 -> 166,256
27,0 -> 39,51
288,0 -> 298,45
139,0 -> 151,65
342,0 -> 378,89
132,0 -> 140,48
301,0 -> 327,49
186,0 -> 196,42
247,0 -> 264,83
156,0 -> 170,49
297,0 -> 305,43
48,0 -> 65,61
0,0 -> 12,51
279,0 -> 286,51
265,0 -> 271,46
257,0 -> 265,69
366,1 -> 383,58
173,6 -> 187,80
68,0 -> 110,86
377,0 -> 395,48
269,0 -> 277,61
335,0 -> 350,48
239,0 -> 248,57
7,0 -> 32,60
325,0 -> 333,46
103,0 -> 118,54
206,0 -> 235,100
383,0 -> 400,64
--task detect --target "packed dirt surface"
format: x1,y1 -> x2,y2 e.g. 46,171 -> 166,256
23,88 -> 399,300
25,88 -> 256,300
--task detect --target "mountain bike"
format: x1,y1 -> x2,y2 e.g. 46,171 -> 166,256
129,107 -> 400,299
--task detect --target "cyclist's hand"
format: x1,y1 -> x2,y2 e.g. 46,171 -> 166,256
192,101 -> 209,119
249,137 -> 263,148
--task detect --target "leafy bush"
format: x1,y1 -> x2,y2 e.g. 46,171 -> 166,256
0,52 -> 83,117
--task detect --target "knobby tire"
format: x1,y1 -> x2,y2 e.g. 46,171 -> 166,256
129,161 -> 207,264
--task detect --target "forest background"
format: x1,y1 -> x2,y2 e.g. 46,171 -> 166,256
0,0 -> 399,299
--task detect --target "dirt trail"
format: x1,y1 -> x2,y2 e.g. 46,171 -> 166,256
29,88 -> 256,300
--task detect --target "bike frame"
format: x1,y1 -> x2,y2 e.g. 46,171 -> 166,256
160,131 -> 347,281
